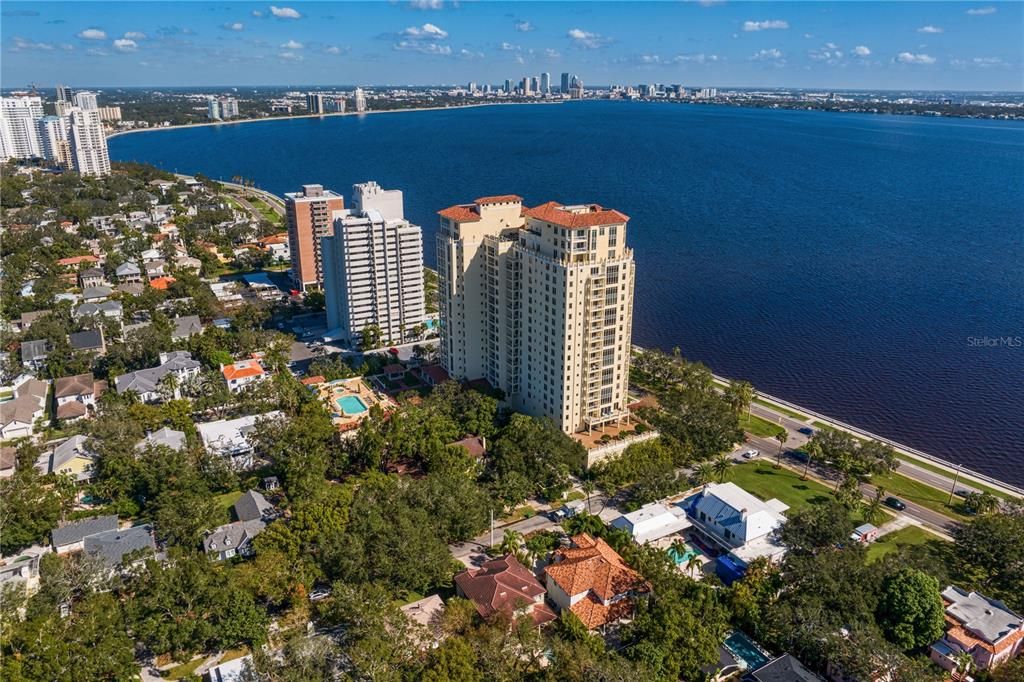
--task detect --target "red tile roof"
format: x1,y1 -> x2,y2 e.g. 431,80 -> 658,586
544,534 -> 647,629
475,194 -> 523,205
421,365 -> 450,385
301,375 -> 325,386
437,204 -> 481,223
57,255 -> 99,266
449,436 -> 486,458
382,363 -> 406,375
525,201 -> 629,229
222,360 -> 265,381
455,554 -> 552,623
149,276 -> 176,290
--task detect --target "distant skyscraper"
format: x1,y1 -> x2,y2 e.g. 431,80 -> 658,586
521,77 -> 532,95
541,72 -> 551,94
467,82 -> 477,93
437,195 -> 635,434
72,91 -> 98,111
56,85 -> 72,102
560,72 -> 571,94
322,181 -> 425,347
96,106 -> 122,122
67,107 -> 111,176
0,94 -> 45,160
504,79 -> 513,94
207,98 -> 221,120
306,92 -> 324,114
285,184 -> 346,291
530,76 -> 540,94
324,97 -> 345,114
354,88 -> 367,113
54,100 -> 73,117
220,97 -> 239,118
38,115 -> 72,167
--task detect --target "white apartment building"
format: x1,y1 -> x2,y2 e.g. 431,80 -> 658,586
67,107 -> 111,176
322,181 -> 425,347
437,196 -> 635,434
354,88 -> 367,113
72,91 -> 98,110
38,116 -> 72,168
0,94 -> 44,160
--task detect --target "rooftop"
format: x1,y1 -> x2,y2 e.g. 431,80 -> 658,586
454,554 -> 552,623
54,373 -> 94,398
525,201 -> 630,229
222,359 -> 265,382
84,524 -> 155,566
51,514 -> 119,548
942,585 -> 1023,645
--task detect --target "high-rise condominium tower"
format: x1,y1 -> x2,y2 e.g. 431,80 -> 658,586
541,72 -> 551,94
56,85 -> 72,102
0,94 -> 44,160
322,182 -> 425,347
72,91 -> 98,111
354,88 -> 367,113
306,92 -> 324,114
38,115 -> 72,168
285,184 -> 345,291
437,196 -> 635,434
67,107 -> 111,176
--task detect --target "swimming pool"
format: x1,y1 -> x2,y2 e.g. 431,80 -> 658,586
724,631 -> 770,671
336,395 -> 369,415
667,543 -> 702,565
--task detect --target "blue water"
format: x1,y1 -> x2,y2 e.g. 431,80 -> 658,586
110,102 -> 1024,484
336,395 -> 369,416
724,631 -> 771,670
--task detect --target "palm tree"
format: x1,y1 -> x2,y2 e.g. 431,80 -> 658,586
865,487 -> 885,525
582,480 -> 595,514
499,529 -> 523,558
712,455 -> 732,483
952,651 -> 973,681
774,431 -> 787,468
686,553 -> 702,577
692,462 -> 714,486
802,439 -> 821,481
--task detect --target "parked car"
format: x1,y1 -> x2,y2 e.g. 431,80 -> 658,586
309,588 -> 331,602
548,508 -> 567,521
798,427 -> 815,436
884,496 -> 907,511
743,449 -> 760,459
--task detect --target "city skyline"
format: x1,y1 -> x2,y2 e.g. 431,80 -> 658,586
1,1 -> 1021,91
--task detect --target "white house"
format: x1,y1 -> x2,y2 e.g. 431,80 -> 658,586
51,515 -> 119,554
221,358 -> 267,393
197,411 -> 281,469
930,586 -> 1024,673
611,502 -> 692,545
0,378 -> 49,440
114,351 -> 201,403
203,519 -> 266,561
688,482 -> 789,567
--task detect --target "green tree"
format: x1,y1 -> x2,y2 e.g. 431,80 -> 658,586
952,505 -> 1024,612
724,380 -> 754,418
875,568 -> 945,650
422,637 -> 481,682
712,454 -> 732,483
780,501 -> 853,554
360,323 -> 383,350
774,431 -> 788,467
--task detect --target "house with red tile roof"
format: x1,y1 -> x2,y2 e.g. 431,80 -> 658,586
221,358 -> 267,393
454,554 -> 557,627
930,586 -> 1024,673
543,534 -> 648,630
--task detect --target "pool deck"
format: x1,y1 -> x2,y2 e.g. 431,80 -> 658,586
313,377 -> 395,432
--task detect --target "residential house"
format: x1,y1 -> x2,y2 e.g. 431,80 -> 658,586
0,545 -> 47,598
136,426 -> 187,452
611,502 -> 692,545
382,363 -> 406,382
114,351 -> 201,403
743,654 -> 823,682
20,339 -> 50,370
73,300 -> 123,322
51,515 -> 119,554
197,411 -> 282,469
455,554 -> 557,627
117,282 -> 145,296
53,373 -> 99,422
171,315 -> 203,341
56,255 -> 100,271
210,281 -> 244,307
233,489 -> 276,523
544,534 -> 648,630
448,435 -> 487,459
140,248 -> 163,263
84,525 -> 156,567
930,586 -> 1024,673
69,328 -> 105,355
14,310 -> 51,334
206,655 -> 253,682
420,365 -> 451,387
41,434 -> 97,483
81,285 -> 113,302
221,358 -> 266,393
0,379 -> 49,440
144,259 -> 168,280
175,254 -> 202,272
401,595 -> 446,649
203,519 -> 266,561
0,446 -> 16,478
149,276 -> 176,291
688,482 -> 789,583
115,261 -> 143,284
78,267 -> 106,289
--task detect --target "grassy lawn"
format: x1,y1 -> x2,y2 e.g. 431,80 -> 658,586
866,525 -> 942,563
219,647 -> 250,664
752,397 -> 808,421
165,656 -> 207,680
214,490 -> 243,524
871,470 -> 969,522
728,461 -> 836,513
739,413 -> 786,439
894,455 -> 1019,502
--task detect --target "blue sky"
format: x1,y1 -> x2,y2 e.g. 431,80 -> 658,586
2,2 -> 1021,91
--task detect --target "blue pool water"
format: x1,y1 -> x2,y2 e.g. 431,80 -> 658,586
336,395 -> 369,416
725,631 -> 770,671
668,544 -> 702,565
109,102 -> 1024,483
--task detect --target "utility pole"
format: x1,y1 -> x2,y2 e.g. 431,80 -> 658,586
948,464 -> 963,505
489,508 -> 494,548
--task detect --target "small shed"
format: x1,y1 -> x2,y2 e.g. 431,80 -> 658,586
850,523 -> 880,544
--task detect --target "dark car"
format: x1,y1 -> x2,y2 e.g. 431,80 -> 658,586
798,427 -> 815,436
884,496 -> 907,511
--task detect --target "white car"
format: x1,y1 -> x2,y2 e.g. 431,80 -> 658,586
743,449 -> 760,459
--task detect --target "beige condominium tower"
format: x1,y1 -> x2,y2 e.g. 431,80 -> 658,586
285,184 -> 345,291
437,195 -> 635,435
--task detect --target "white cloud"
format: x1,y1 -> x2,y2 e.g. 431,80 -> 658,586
966,6 -> 996,14
809,45 -> 844,62
499,42 -> 520,51
251,10 -> 263,17
515,21 -> 534,32
401,23 -> 448,40
853,45 -> 871,57
743,20 -> 789,32
270,6 -> 301,19
325,45 -> 344,55
280,39 -> 303,49
112,38 -> 138,52
456,48 -> 484,60
676,52 -> 718,64
917,25 -> 943,33
77,28 -> 107,40
751,48 -> 783,61
825,42 -> 838,49
544,48 -> 560,59
409,0 -> 443,8
393,41 -> 451,55
278,51 -> 303,61
224,22 -> 244,31
10,36 -> 55,51
567,28 -> 611,49
897,52 -> 936,64
972,56 -> 1003,66
123,31 -> 146,40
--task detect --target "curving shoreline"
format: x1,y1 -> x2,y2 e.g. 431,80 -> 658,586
106,100 -> 562,140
